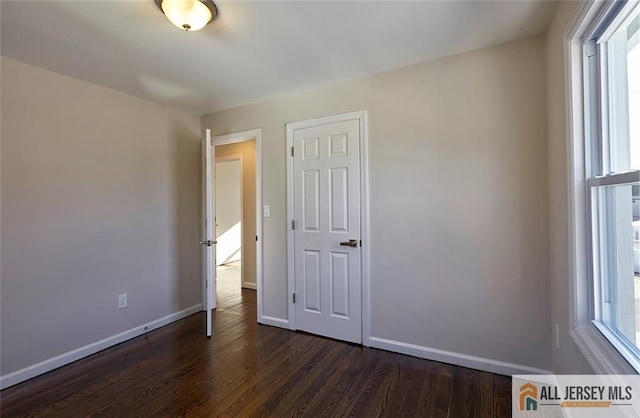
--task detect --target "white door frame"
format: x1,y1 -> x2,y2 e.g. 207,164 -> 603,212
203,129 -> 264,324
286,110 -> 371,346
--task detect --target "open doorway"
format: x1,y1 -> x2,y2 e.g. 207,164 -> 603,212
213,139 -> 257,309
215,156 -> 242,300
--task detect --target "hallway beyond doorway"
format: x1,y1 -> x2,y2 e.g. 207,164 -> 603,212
216,261 -> 244,309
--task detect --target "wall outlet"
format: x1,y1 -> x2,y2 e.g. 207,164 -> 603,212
554,324 -> 560,349
118,293 -> 128,309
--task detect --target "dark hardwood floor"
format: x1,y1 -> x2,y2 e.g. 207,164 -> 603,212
1,273 -> 512,417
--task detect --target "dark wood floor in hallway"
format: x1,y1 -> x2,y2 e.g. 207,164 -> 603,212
1,283 -> 512,417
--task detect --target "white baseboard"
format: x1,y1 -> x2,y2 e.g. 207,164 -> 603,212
259,315 -> 289,329
242,282 -> 257,290
0,304 -> 203,390
368,336 -> 551,376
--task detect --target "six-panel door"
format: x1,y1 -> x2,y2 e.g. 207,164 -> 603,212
293,119 -> 362,343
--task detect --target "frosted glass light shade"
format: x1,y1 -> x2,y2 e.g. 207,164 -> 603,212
156,0 -> 217,31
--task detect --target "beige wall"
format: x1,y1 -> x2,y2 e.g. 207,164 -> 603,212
545,1 -> 593,373
203,35 -> 551,370
0,57 -> 202,376
215,141 -> 257,287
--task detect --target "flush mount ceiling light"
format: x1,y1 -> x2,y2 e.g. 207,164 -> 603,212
155,0 -> 217,31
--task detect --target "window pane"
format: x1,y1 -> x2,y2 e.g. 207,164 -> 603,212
593,182 -> 640,352
607,5 -> 640,172
629,14 -> 640,170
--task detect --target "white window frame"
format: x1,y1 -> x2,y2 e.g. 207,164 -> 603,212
567,0 -> 640,374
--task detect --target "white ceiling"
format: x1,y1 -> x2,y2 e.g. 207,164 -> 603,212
1,1 -> 557,114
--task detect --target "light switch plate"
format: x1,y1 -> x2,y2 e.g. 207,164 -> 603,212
118,293 -> 127,309
263,205 -> 271,217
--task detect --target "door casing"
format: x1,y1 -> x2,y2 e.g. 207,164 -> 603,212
203,129 -> 265,325
286,110 -> 371,346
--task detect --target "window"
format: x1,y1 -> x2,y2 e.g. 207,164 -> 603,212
585,1 -> 640,371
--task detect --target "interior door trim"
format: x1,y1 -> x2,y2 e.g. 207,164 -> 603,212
285,110 -> 371,346
209,129 -> 266,327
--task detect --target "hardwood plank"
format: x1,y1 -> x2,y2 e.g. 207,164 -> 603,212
202,335 -> 327,416
345,350 -> 402,417
285,342 -> 371,416
406,358 -> 455,417
309,344 -> 382,416
449,366 -> 494,418
381,355 -> 421,415
493,373 -> 513,418
258,341 -> 355,416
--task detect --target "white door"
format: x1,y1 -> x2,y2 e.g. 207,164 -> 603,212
202,129 -> 217,337
292,119 -> 362,343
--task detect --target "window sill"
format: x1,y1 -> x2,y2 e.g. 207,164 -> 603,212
571,325 -> 638,374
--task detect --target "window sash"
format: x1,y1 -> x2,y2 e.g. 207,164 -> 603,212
589,180 -> 639,371
595,0 -> 640,44
585,0 -> 640,372
588,1 -> 640,178
589,171 -> 640,187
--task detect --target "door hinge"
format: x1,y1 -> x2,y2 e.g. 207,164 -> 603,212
292,293 -> 296,303
291,146 -> 294,157
292,220 -> 295,230
256,235 -> 258,241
